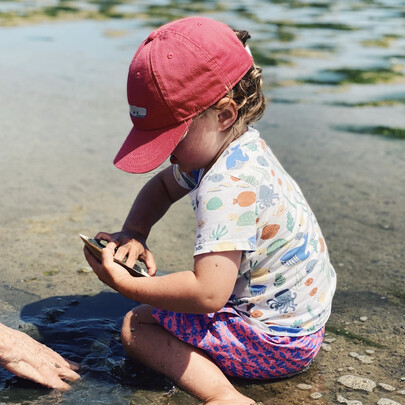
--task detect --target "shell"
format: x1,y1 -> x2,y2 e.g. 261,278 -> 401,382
206,197 -> 223,210
236,211 -> 256,226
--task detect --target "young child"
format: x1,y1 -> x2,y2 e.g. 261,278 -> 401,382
84,16 -> 336,405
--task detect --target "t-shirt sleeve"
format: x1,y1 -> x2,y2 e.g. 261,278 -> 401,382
192,174 -> 258,255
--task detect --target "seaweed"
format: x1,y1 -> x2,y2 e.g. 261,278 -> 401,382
334,125 -> 405,140
301,66 -> 405,85
325,325 -> 385,348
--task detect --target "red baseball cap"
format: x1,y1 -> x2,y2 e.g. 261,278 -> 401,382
113,17 -> 254,173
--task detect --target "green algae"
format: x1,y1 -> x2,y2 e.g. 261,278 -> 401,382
325,325 -> 385,348
362,34 -> 401,48
302,66 -> 405,85
249,46 -> 293,66
330,98 -> 405,107
334,125 -> 405,140
271,20 -> 357,31
43,269 -> 59,276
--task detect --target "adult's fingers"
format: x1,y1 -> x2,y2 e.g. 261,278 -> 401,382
140,249 -> 157,276
94,231 -> 114,242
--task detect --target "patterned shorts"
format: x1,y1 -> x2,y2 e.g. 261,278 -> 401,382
153,306 -> 324,380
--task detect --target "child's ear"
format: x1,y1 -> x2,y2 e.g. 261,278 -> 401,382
216,98 -> 238,131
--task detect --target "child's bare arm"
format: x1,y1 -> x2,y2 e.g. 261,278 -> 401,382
94,166 -> 189,275
84,247 -> 241,314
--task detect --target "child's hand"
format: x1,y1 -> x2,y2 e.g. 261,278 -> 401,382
84,245 -> 132,290
95,231 -> 157,276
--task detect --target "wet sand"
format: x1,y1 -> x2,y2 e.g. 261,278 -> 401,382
0,10 -> 404,405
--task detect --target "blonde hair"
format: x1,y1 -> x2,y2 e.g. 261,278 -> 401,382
227,30 -> 266,132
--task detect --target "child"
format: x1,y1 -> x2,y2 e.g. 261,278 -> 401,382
84,16 -> 336,405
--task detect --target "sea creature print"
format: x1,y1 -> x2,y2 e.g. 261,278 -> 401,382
280,232 -> 310,266
267,289 -> 297,314
207,174 -> 224,183
206,197 -> 223,210
195,233 -> 206,251
233,191 -> 256,207
305,259 -> 317,274
209,224 -> 228,240
225,145 -> 249,170
256,156 -> 269,166
257,185 -> 279,209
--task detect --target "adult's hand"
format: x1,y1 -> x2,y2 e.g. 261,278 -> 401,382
95,230 -> 157,276
0,323 -> 80,390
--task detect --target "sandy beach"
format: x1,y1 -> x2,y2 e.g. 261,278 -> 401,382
0,2 -> 404,404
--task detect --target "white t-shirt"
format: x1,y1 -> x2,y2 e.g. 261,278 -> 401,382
174,127 -> 336,336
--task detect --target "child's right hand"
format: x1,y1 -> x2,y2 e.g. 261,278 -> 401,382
94,231 -> 157,276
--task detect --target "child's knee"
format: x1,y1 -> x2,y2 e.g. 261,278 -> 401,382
121,304 -> 155,345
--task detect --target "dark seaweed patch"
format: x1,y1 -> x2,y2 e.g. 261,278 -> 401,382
301,66 -> 405,85
325,325 -> 385,348
334,125 -> 405,140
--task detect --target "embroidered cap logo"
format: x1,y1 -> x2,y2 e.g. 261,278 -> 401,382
130,104 -> 147,119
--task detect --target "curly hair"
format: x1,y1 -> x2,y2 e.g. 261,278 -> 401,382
229,30 -> 266,128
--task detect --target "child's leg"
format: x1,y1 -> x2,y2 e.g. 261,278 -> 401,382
121,305 -> 254,405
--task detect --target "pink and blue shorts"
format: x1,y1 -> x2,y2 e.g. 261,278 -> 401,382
153,305 -> 324,380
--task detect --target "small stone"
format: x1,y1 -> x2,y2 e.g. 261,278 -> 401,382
77,266 -> 93,273
310,392 -> 322,399
401,377 -> 405,381
357,355 -> 374,364
336,394 -> 363,405
338,368 -> 344,372
348,367 -> 355,371
365,349 -> 375,354
397,389 -> 405,395
377,399 -> 401,405
350,352 -> 359,358
338,262 -> 344,267
324,337 -> 336,343
322,343 -> 332,352
379,383 -> 395,391
359,316 -> 368,322
337,375 -> 376,392
380,296 -> 386,299
297,383 -> 312,390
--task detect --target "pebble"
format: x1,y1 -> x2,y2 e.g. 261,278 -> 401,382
349,352 -> 373,363
365,349 -> 375,355
322,343 -> 332,352
357,355 -> 374,364
359,316 -> 368,322
297,383 -> 312,390
398,390 -> 405,395
348,367 -> 355,371
379,383 -> 396,392
336,394 -> 363,405
310,392 -> 322,399
337,375 -> 376,392
377,399 -> 401,405
324,337 -> 337,343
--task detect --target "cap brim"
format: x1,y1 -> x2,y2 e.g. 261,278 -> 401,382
114,119 -> 191,174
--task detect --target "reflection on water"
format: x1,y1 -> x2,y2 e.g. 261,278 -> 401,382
1,0 -> 404,403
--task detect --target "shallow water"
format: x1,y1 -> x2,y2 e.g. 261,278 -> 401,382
0,1 -> 404,404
